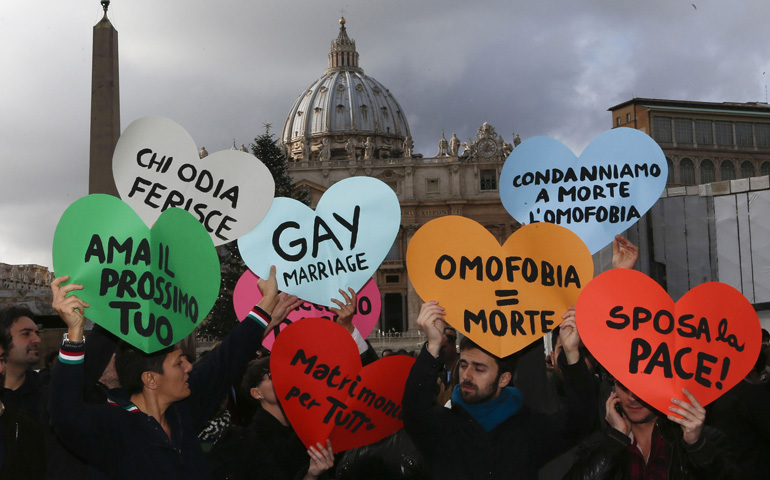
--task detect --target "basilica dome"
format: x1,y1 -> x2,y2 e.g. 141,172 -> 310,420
281,18 -> 412,162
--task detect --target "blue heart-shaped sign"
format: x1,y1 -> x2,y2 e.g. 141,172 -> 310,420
237,177 -> 400,307
499,128 -> 667,254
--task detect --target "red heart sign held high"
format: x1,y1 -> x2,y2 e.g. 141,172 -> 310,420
576,269 -> 762,415
271,318 -> 415,452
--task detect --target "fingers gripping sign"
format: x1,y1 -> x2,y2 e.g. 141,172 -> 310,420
559,307 -> 581,365
330,288 -> 357,333
417,301 -> 446,358
51,275 -> 90,341
258,266 -> 283,339
612,235 -> 639,270
667,388 -> 706,445
272,292 -> 303,325
306,440 -> 334,479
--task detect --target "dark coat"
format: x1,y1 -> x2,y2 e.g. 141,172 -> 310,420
402,345 -> 597,480
707,380 -> 770,479
209,407 -> 310,480
563,421 -> 739,480
49,318 -> 266,480
0,403 -> 46,480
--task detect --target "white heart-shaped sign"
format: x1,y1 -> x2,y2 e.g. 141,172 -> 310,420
113,117 -> 275,245
499,128 -> 667,254
238,177 -> 400,307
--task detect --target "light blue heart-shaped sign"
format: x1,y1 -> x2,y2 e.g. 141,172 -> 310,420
238,177 -> 401,307
499,128 -> 667,254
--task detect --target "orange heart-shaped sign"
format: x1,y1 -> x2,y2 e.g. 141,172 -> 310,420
407,217 -> 594,357
577,269 -> 762,414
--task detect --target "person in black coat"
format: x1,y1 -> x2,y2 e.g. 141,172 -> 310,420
48,270 -> 283,480
402,301 -> 597,480
564,380 -> 737,480
209,287 -> 370,480
0,331 -> 46,480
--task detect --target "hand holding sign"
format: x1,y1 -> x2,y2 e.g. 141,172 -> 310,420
329,287 -> 358,333
407,216 -> 594,358
271,318 -> 414,451
113,117 -> 275,246
52,194 -> 220,353
499,128 -> 667,254
576,269 -> 762,415
238,176 -> 400,307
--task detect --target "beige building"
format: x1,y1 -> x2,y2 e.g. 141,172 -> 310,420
282,19 -> 520,332
609,98 -> 770,186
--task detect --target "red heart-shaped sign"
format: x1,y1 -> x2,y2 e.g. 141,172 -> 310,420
577,269 -> 762,414
271,318 -> 415,451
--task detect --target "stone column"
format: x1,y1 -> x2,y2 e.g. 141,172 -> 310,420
89,12 -> 120,197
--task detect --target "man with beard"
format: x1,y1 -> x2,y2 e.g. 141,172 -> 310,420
0,330 -> 46,479
0,307 -> 45,419
402,301 -> 597,479
564,381 -> 736,479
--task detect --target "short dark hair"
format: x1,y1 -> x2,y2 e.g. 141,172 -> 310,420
0,306 -> 36,338
762,329 -> 770,344
0,330 -> 9,353
240,357 -> 270,407
115,342 -> 176,396
459,336 -> 517,379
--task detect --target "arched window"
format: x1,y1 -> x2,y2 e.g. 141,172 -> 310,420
700,159 -> 715,184
720,160 -> 736,181
761,161 -> 770,177
679,158 -> 695,185
740,161 -> 756,178
666,157 -> 674,184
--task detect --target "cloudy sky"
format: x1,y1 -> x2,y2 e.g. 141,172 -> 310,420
2,0 -> 769,270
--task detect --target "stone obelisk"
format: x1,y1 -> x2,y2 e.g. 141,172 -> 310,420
89,0 -> 120,196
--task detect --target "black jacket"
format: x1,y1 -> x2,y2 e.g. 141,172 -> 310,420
49,316 -> 267,480
402,345 -> 597,480
0,403 -> 46,480
563,420 -> 738,480
209,407 -> 310,480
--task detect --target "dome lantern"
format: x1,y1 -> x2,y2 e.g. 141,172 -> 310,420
281,19 -> 411,163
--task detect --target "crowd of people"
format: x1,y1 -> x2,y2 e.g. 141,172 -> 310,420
0,236 -> 768,479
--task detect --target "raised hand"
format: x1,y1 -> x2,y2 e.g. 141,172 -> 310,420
330,287 -> 357,333
667,388 -> 706,445
612,235 -> 639,269
558,307 -> 581,365
257,266 -> 280,315
417,301 -> 446,357
51,276 -> 90,342
272,292 -> 303,325
305,440 -> 334,479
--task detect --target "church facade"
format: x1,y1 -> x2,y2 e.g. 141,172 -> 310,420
281,19 -> 520,332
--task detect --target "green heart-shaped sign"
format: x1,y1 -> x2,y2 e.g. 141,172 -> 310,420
53,194 -> 221,353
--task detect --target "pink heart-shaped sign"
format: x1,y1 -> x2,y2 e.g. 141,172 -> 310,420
271,318 -> 414,451
233,270 -> 381,350
577,269 -> 762,414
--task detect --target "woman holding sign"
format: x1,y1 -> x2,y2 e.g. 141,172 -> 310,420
209,287 -> 371,480
48,269 -> 286,480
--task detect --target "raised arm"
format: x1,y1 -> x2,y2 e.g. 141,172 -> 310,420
401,301 -> 449,461
187,266 -> 281,428
331,287 -> 378,365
